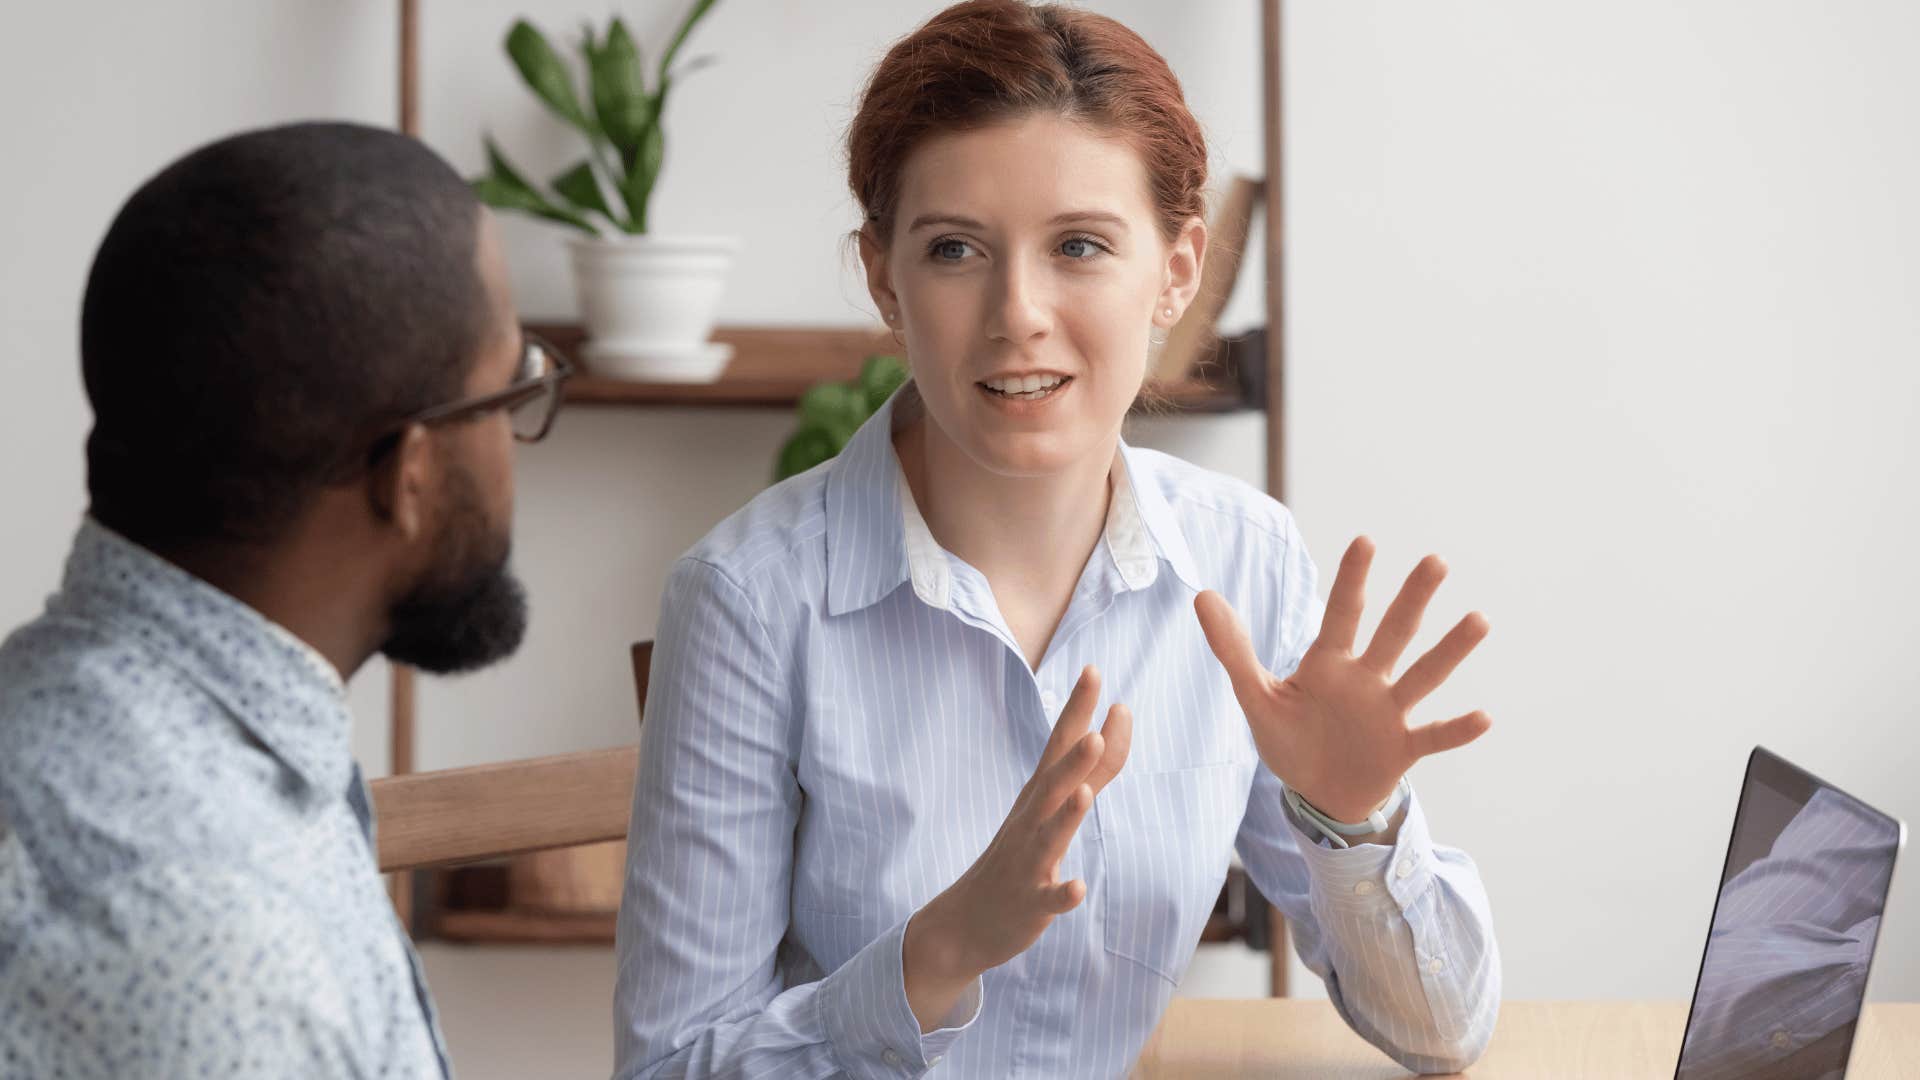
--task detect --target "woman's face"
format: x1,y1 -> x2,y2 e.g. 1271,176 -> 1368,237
862,112 -> 1204,478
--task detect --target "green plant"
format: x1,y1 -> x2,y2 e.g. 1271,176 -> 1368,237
775,356 -> 910,482
471,1 -> 720,235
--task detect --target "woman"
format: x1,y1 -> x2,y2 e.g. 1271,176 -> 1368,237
613,3 -> 1499,1076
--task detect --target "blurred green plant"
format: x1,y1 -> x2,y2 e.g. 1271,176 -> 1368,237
775,356 -> 910,482
471,1 -> 719,235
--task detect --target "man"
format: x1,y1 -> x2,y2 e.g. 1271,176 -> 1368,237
0,122 -> 569,1077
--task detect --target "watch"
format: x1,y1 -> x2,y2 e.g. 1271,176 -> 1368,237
1284,777 -> 1410,849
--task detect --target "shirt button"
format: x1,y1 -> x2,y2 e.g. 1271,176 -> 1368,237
1041,691 -> 1062,713
929,1054 -> 943,1065
883,1048 -> 903,1066
1770,1030 -> 1791,1050
1427,956 -> 1445,974
1353,880 -> 1376,896
1395,858 -> 1415,879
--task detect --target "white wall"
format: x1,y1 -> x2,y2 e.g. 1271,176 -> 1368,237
1284,0 -> 1920,1010
2,2 -> 1915,1077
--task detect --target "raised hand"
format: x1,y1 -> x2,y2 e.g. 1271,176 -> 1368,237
902,665 -> 1131,1029
1194,536 -> 1491,825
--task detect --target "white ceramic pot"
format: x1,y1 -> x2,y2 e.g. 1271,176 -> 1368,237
568,234 -> 740,382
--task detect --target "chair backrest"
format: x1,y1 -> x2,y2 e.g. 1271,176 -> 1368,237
630,640 -> 652,728
367,641 -> 656,873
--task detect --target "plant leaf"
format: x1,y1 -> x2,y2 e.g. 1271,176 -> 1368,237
472,137 -> 596,233
669,54 -> 719,82
588,17 -> 650,159
472,176 -> 596,234
775,427 -> 840,482
550,159 -> 614,221
797,382 -> 868,439
657,0 -> 720,86
506,20 -> 598,137
858,355 -> 909,411
621,95 -> 667,234
483,135 -> 541,194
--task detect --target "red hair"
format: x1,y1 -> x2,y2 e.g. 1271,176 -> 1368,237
846,0 -> 1209,247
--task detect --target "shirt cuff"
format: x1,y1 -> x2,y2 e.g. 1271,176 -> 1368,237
1283,783 -> 1437,912
817,910 -> 983,1079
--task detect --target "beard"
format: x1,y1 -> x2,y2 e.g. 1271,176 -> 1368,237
378,463 -> 528,675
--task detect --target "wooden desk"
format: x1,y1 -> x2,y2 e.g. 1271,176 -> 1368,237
1131,1000 -> 1919,1078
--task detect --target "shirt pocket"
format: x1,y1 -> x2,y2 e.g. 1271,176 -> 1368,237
1096,758 -> 1250,985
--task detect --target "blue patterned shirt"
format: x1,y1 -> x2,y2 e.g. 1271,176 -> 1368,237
0,520 -> 448,1079
613,390 -> 1501,1079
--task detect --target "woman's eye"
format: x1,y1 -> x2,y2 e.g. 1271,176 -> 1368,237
930,238 -> 972,262
1060,235 -> 1108,260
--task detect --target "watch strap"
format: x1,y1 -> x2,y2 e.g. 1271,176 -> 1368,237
1284,777 -> 1410,849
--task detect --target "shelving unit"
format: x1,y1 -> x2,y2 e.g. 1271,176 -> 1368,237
529,323 -> 1245,412
390,1 -> 1292,995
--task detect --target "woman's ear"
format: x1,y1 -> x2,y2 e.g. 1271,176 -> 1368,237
1156,215 -> 1210,327
858,223 -> 902,324
367,423 -> 434,542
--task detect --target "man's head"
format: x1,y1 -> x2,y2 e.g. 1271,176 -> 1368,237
80,121 -> 542,675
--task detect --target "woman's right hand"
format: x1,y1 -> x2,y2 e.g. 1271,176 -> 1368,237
902,665 -> 1132,1031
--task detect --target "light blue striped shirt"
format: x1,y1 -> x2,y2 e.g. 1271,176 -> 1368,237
613,389 -> 1500,1078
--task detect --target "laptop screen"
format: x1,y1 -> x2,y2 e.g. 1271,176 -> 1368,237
1674,747 -> 1903,1080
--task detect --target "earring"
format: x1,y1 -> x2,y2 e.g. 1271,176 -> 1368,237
1163,307 -> 1174,319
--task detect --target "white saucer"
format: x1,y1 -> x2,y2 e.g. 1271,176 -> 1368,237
584,341 -> 735,384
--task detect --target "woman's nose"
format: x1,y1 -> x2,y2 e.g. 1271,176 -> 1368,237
985,259 -> 1052,344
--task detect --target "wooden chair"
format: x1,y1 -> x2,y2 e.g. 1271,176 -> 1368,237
367,644 -> 653,941
368,746 -> 638,875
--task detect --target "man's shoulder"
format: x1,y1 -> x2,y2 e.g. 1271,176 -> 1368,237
0,613 -> 176,770
0,613 -> 295,887
0,854 -> 364,1077
0,611 -> 229,779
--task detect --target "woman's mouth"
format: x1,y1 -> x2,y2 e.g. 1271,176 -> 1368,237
978,374 -> 1072,402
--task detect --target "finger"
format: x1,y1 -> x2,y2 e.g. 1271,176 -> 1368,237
1030,732 -> 1103,818
1083,703 -> 1132,794
1321,536 -> 1376,654
1037,665 -> 1102,774
1360,554 -> 1446,676
1409,709 -> 1493,760
1194,592 -> 1270,703
1392,611 -> 1491,708
1037,782 -> 1096,866
1042,878 -> 1087,914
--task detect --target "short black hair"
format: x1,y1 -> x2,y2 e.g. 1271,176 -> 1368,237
80,121 -> 493,550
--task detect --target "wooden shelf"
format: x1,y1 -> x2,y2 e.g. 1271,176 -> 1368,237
433,908 -> 616,945
418,864 -> 1263,949
532,323 -> 1247,413
411,860 -> 620,945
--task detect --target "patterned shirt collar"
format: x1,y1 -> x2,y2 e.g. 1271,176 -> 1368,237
50,517 -> 354,797
824,386 -> 1203,616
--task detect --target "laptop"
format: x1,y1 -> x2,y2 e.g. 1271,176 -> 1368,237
1674,747 -> 1906,1080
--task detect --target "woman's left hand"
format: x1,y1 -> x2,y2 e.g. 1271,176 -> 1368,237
1193,536 -> 1492,824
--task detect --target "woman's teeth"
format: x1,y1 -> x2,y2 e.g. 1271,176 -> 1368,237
982,374 -> 1069,399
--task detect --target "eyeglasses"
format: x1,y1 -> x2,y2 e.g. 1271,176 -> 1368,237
402,331 -> 573,443
341,332 -> 574,480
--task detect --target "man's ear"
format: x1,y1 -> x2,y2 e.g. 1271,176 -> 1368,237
857,223 -> 901,322
1157,215 -> 1210,327
367,423 -> 435,542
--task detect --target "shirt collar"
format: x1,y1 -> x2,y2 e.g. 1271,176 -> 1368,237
51,517 -> 354,798
823,387 -> 1203,617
